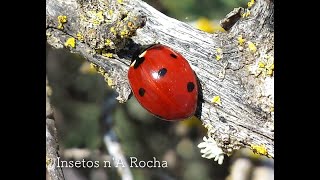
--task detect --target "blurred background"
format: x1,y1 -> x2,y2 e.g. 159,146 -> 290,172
46,0 -> 274,179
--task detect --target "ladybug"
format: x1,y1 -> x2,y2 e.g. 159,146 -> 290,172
128,44 -> 198,121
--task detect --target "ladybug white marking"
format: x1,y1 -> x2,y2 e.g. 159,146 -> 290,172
139,51 -> 147,58
130,60 -> 136,67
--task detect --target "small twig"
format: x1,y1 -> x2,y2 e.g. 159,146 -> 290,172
220,7 -> 244,31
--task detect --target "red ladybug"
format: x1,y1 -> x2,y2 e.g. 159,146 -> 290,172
128,44 -> 198,121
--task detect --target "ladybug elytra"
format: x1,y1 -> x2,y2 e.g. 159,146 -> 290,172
128,44 -> 198,121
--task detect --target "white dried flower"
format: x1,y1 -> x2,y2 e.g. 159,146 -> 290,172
198,136 -> 224,165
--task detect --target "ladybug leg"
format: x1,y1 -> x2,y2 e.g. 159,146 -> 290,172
194,72 -> 203,119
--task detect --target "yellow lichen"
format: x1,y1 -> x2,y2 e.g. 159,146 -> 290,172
215,48 -> 223,61
108,10 -> 113,16
90,63 -> 98,70
256,54 -> 274,77
212,96 -> 221,105
267,63 -> 274,70
76,32 -> 84,41
97,67 -> 105,76
103,73 -> 114,87
216,55 -> 222,61
237,35 -> 245,46
120,29 -> 129,38
93,20 -> 99,25
248,0 -> 255,8
94,66 -> 116,89
265,56 -> 274,76
204,123 -> 213,130
270,107 -> 274,112
90,63 -> 100,73
87,10 -> 104,25
96,11 -> 104,20
258,61 -> 265,68
107,77 -> 114,87
242,10 -> 251,18
64,37 -> 75,48
247,41 -> 257,53
110,27 -> 116,35
89,63 -> 97,73
57,15 -> 67,30
251,144 -> 268,156
103,52 -> 113,58
105,39 -> 112,46
95,11 -> 104,25
266,69 -> 273,76
100,49 -> 113,58
58,15 -> 67,23
117,0 -> 123,4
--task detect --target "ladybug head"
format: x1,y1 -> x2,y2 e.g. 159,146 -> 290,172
131,44 -> 159,69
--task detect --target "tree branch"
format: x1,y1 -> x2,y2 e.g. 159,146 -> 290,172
46,0 -> 274,158
46,78 -> 65,180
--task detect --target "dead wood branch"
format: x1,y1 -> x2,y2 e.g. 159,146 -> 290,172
46,0 -> 274,158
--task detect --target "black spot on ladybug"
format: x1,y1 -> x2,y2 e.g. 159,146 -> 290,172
139,88 -> 145,97
187,82 -> 195,92
133,57 -> 145,69
170,53 -> 177,59
158,68 -> 167,77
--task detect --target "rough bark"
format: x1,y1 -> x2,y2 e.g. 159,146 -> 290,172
46,0 -> 274,158
46,78 -> 65,180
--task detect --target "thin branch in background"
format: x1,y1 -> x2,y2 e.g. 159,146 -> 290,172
104,131 -> 133,180
101,92 -> 133,180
